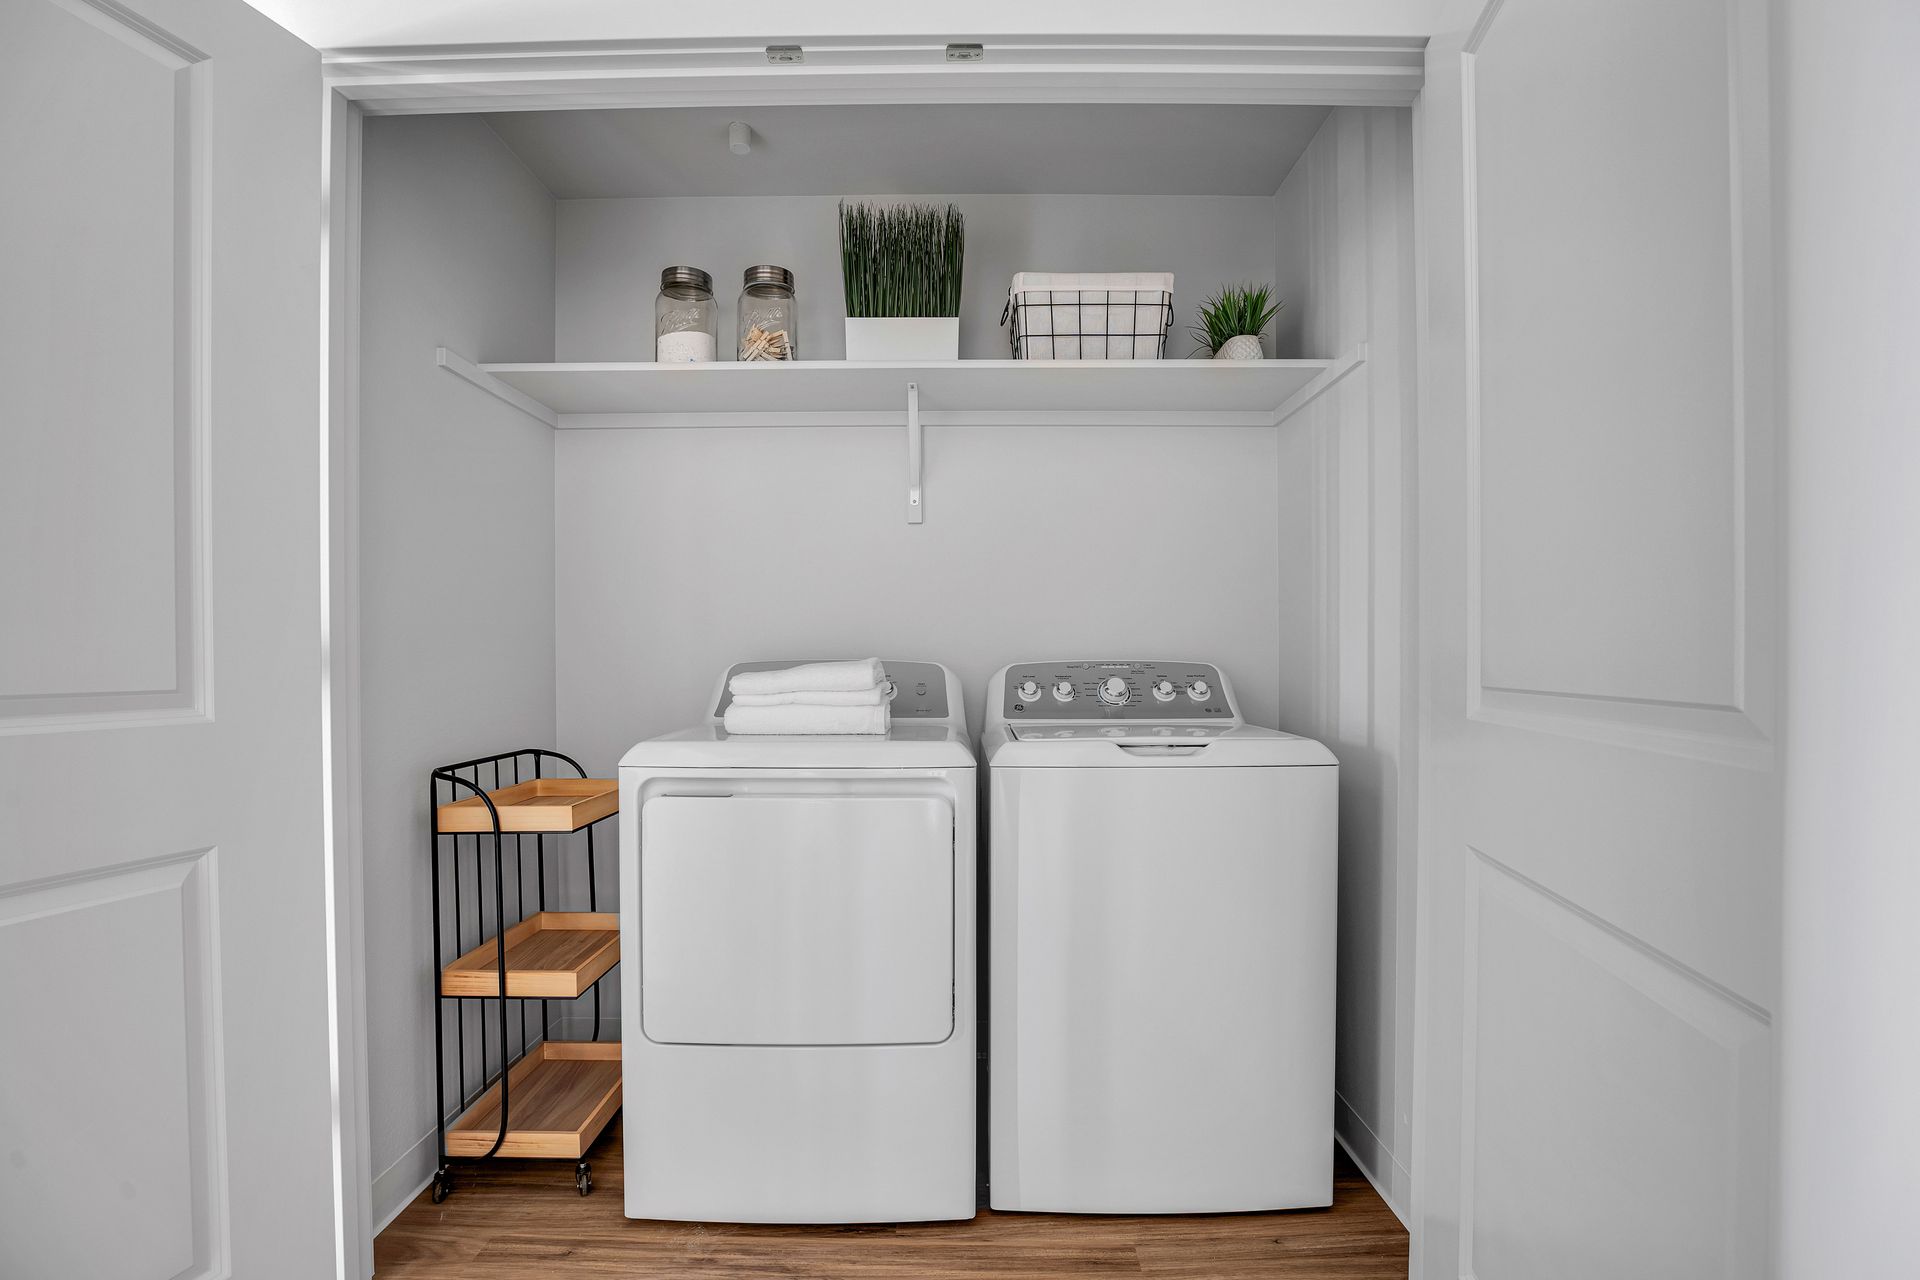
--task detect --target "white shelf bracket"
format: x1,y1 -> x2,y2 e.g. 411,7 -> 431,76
1272,343 -> 1367,427
436,347 -> 559,428
905,381 -> 924,525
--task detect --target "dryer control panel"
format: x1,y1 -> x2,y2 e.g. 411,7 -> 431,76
1001,661 -> 1232,721
876,662 -> 950,718
715,660 -> 950,718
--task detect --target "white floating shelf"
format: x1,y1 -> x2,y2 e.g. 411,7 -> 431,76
437,349 -> 1364,430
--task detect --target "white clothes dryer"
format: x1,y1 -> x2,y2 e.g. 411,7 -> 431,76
984,660 -> 1337,1213
619,661 -> 975,1223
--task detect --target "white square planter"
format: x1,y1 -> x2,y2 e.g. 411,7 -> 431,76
844,317 -> 960,362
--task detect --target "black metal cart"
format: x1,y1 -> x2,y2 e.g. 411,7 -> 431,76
427,748 -> 620,1202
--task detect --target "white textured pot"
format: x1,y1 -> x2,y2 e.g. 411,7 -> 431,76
1212,334 -> 1266,361
844,317 -> 961,362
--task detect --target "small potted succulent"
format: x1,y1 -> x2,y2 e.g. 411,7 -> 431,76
839,200 -> 965,361
1191,284 -> 1282,361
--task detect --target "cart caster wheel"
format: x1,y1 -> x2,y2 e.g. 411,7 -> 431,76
430,1172 -> 451,1204
575,1161 -> 593,1196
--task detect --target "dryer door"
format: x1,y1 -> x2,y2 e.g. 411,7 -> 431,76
640,794 -> 954,1045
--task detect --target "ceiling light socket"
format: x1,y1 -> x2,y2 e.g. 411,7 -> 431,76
765,45 -> 803,64
728,122 -> 753,156
945,43 -> 985,62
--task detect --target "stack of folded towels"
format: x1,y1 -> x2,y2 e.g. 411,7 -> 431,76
722,658 -> 892,736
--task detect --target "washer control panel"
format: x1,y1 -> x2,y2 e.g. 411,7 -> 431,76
1010,723 -> 1233,741
1002,661 -> 1232,721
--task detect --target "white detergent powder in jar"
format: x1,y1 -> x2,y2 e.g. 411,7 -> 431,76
656,329 -> 717,363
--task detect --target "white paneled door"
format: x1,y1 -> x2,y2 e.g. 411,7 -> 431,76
0,1 -> 336,1278
1414,0 -> 1779,1277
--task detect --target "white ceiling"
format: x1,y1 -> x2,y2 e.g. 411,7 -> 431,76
245,0 -> 1435,52
483,104 -> 1332,199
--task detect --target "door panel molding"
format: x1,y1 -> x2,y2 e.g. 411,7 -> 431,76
1459,0 -> 1776,769
1457,847 -> 1770,1280
0,848 -> 230,1279
0,0 -> 212,735
44,0 -> 203,65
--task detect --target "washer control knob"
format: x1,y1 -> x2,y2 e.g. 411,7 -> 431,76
1052,679 -> 1075,702
1016,678 -> 1042,702
1099,676 -> 1130,706
1187,679 -> 1211,702
1151,678 -> 1177,702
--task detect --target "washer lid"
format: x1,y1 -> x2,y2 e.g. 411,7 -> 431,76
985,723 -> 1335,768
621,721 -> 976,770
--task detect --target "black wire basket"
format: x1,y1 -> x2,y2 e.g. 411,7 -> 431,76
1002,276 -> 1175,360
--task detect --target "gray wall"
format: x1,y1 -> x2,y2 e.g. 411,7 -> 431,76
358,115 -> 557,1224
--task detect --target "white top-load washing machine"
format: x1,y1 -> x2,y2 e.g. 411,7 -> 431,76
984,660 -> 1337,1214
619,661 -> 975,1223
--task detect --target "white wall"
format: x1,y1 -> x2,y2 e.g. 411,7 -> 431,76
1777,0 -> 1920,1274
554,422 -> 1285,770
551,188 -> 1300,766
1273,107 -> 1418,1221
557,193 -> 1287,363
357,114 -> 557,1225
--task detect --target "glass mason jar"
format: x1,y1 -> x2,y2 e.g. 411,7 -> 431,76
655,266 -> 718,362
737,265 -> 797,361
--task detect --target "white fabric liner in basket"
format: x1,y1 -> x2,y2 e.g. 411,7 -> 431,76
1004,272 -> 1175,360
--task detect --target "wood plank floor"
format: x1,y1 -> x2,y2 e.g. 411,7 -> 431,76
375,1120 -> 1409,1278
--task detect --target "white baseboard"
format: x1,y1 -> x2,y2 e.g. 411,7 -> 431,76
1335,1089 -> 1411,1228
376,1039 -> 1380,1242
371,1126 -> 438,1234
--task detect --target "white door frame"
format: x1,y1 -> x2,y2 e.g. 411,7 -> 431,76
318,32 -> 1428,1274
321,83 -> 373,1280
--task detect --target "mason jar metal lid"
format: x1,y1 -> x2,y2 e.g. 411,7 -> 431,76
742,264 -> 795,291
660,265 -> 713,293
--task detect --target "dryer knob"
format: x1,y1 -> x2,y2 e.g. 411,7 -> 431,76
1099,676 -> 1130,706
1016,679 -> 1042,702
1187,679 -> 1211,702
1052,680 -> 1075,702
1151,679 -> 1177,701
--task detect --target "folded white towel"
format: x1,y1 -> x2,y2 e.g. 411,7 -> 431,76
731,686 -> 887,707
722,703 -> 892,736
729,659 -> 887,697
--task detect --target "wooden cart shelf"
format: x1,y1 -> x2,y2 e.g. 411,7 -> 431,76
436,777 -> 617,833
444,1040 -> 622,1160
441,911 -> 619,998
430,750 -> 616,1200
